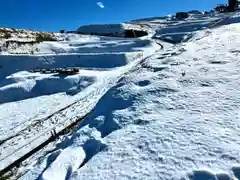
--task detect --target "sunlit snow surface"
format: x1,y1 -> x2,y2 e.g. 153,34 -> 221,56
1,11 -> 240,180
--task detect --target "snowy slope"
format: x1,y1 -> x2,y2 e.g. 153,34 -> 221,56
0,28 -> 161,176
18,12 -> 240,180
2,10 -> 240,180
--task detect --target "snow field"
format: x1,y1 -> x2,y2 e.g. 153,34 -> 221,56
1,10 -> 240,180
22,17 -> 240,180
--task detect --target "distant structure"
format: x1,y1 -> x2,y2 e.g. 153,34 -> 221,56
228,0 -> 237,11
176,12 -> 189,20
215,0 -> 239,12
215,4 -> 228,12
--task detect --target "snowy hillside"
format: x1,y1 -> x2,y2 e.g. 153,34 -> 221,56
1,9 -> 240,180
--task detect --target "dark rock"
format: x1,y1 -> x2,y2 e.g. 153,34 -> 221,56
124,29 -> 148,38
60,30 -> 65,33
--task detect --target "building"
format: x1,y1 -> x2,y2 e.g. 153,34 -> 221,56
229,0 -> 237,10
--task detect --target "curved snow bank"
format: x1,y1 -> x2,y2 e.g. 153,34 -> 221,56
36,39 -> 152,54
0,39 -> 159,83
0,72 -> 95,104
0,52 -> 140,79
154,19 -> 217,43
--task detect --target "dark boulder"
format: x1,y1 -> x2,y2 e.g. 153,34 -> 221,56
124,29 -> 148,38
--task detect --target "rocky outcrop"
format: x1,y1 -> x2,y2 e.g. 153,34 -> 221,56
0,28 -> 61,54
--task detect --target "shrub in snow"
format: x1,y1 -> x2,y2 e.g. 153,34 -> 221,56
36,33 -> 56,42
60,30 -> 65,33
3,32 -> 11,39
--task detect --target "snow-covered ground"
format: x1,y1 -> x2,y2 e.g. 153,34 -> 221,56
1,10 -> 240,180
0,28 -> 160,176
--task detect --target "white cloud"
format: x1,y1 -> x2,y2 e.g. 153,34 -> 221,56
96,2 -> 104,8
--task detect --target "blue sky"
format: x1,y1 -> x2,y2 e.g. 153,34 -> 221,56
0,0 -> 226,32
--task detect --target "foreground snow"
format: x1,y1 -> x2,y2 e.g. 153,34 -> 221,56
0,29 -> 160,174
19,13 -> 240,180
1,10 -> 240,180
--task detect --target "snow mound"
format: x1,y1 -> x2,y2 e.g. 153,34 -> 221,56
0,71 -> 95,104
77,23 -> 151,37
0,52 -> 140,80
36,39 -> 152,54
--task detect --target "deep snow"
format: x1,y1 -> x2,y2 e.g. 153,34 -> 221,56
0,28 -> 160,174
1,10 -> 240,180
